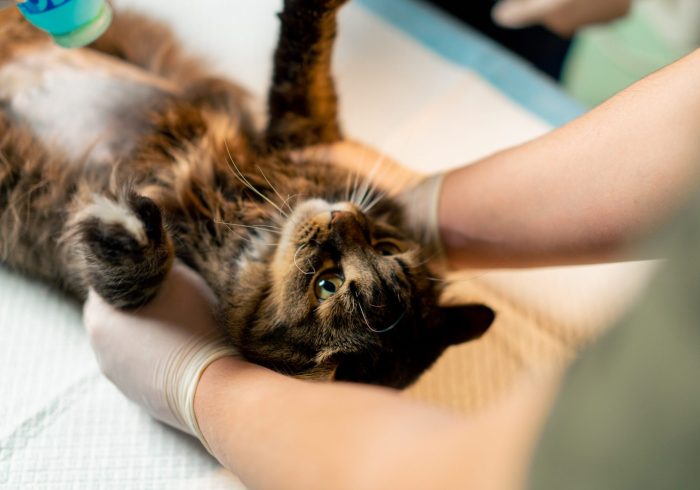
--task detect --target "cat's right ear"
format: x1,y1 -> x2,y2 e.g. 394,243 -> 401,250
432,304 -> 495,348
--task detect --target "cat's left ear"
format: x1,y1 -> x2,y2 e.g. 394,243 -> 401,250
433,304 -> 495,347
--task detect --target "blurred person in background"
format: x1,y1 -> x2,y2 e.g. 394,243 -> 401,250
428,0 -> 700,107
426,0 -> 632,79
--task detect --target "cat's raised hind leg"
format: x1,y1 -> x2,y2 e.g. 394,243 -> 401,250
68,190 -> 174,309
265,0 -> 348,149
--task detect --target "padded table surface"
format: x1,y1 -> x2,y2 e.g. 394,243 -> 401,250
0,1 -> 655,488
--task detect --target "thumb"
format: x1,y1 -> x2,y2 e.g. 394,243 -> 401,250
492,0 -> 568,28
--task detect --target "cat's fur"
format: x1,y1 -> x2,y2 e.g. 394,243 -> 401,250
0,0 -> 493,388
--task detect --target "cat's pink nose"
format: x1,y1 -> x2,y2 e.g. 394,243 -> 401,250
330,210 -> 354,225
329,210 -> 366,243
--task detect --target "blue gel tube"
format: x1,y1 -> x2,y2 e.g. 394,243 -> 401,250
17,0 -> 112,48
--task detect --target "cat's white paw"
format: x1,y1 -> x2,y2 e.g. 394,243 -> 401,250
74,194 -> 147,245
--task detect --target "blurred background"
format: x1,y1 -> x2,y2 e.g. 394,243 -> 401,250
426,0 -> 700,107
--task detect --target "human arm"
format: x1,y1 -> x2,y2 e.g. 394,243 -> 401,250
415,48 -> 700,269
84,264 -> 557,490
492,0 -> 631,37
194,356 -> 557,490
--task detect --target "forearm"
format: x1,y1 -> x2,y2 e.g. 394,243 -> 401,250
440,49 -> 700,268
195,358 -> 463,490
194,357 -> 557,490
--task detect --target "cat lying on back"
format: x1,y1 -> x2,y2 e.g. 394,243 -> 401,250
0,0 -> 493,388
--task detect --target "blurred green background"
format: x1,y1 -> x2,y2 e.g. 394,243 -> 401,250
564,1 -> 700,107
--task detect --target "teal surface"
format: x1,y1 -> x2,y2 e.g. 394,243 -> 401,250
358,0 -> 584,127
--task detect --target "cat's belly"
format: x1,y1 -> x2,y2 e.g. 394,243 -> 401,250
0,45 -> 179,163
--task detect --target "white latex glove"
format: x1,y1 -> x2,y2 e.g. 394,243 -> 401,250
83,262 -> 238,454
492,0 -> 631,37
396,173 -> 446,267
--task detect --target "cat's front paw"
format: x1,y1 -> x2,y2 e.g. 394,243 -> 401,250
72,193 -> 173,309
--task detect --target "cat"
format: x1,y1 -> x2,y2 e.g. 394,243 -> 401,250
0,0 -> 494,388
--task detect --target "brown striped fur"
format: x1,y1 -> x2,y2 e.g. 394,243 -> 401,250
0,1 -> 493,388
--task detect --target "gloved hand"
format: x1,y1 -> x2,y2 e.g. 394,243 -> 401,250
396,173 -> 446,268
492,0 -> 631,37
83,262 -> 238,454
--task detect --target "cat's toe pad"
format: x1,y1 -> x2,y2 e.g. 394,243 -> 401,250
70,193 -> 172,308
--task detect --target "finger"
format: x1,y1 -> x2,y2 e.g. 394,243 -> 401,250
83,289 -> 115,332
492,0 -> 569,28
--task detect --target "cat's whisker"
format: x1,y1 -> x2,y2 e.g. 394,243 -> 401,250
355,172 -> 376,209
411,257 -> 434,269
355,180 -> 379,210
360,190 -> 386,214
280,193 -> 302,212
354,291 -> 406,334
256,165 -> 294,214
216,222 -> 280,247
223,140 -> 289,218
354,155 -> 388,210
403,251 -> 438,269
354,177 -> 368,208
240,232 -> 278,248
349,167 -> 361,206
367,301 -> 387,308
345,172 -> 353,202
214,220 -> 282,235
216,219 -> 282,231
293,244 -> 316,275
350,156 -> 380,208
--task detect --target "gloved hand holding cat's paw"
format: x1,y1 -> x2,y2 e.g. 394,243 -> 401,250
396,173 -> 446,268
83,262 -> 237,454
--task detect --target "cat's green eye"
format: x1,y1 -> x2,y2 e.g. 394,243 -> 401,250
374,241 -> 401,256
315,272 -> 344,301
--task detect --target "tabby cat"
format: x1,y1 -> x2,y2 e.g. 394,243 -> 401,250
0,0 -> 493,388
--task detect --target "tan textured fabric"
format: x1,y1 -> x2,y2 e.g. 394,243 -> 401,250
405,262 -> 658,415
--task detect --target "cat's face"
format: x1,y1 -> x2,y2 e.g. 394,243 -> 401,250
228,197 -> 494,388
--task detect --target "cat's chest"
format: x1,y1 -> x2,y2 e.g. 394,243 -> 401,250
0,46 -> 178,164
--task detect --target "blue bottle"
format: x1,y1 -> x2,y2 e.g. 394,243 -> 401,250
16,0 -> 113,48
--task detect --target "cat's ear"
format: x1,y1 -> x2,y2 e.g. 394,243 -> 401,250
433,304 -> 495,348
